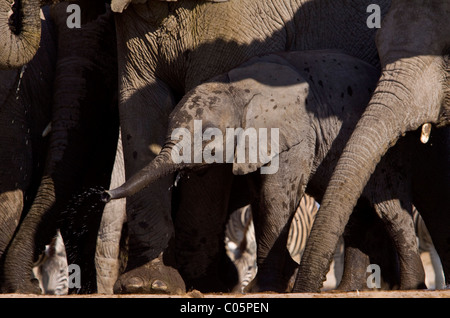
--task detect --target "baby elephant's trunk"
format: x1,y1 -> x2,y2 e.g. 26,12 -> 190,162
102,150 -> 181,202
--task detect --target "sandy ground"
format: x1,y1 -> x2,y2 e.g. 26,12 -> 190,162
0,289 -> 449,298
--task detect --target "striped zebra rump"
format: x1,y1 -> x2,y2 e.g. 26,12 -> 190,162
225,194 -> 322,292
225,205 -> 256,292
412,206 -> 435,254
412,206 -> 445,289
287,195 -> 319,264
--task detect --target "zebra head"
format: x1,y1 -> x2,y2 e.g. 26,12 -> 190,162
32,229 -> 69,295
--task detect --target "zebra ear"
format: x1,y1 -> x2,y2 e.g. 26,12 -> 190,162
45,229 -> 67,258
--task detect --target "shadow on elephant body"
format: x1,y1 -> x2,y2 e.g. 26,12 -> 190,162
0,4 -> 120,294
32,0 -> 447,294
105,49 -> 391,292
0,6 -> 56,273
411,126 -> 450,287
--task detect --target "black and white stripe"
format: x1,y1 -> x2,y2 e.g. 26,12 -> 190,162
225,194 -> 320,292
412,207 -> 445,289
32,230 -> 69,295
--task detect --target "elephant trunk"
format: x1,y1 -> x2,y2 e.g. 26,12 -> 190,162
0,0 -> 41,69
102,146 -> 190,202
2,5 -> 117,293
293,55 -> 448,292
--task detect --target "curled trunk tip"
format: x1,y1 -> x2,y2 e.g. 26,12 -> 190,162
101,191 -> 112,203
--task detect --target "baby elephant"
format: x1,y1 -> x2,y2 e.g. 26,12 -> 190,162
104,50 -> 425,292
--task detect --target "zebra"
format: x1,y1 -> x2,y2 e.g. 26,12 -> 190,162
224,205 -> 256,292
412,207 -> 445,289
225,194 -> 343,292
225,196 -> 445,292
32,229 -> 69,295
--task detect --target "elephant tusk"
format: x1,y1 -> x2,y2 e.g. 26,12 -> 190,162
42,122 -> 52,137
420,123 -> 432,144
149,143 -> 162,156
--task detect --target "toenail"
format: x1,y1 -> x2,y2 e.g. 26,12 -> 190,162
151,280 -> 168,291
127,277 -> 144,289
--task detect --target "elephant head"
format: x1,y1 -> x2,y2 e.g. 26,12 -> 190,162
102,54 -> 312,202
294,0 -> 450,292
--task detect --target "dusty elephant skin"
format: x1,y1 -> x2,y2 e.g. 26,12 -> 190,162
107,0 -> 394,294
0,3 -> 119,294
294,0 -> 450,293
0,6 -> 55,264
39,0 -> 390,294
2,0 -> 444,295
105,50 -> 426,292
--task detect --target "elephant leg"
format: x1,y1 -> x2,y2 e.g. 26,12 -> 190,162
0,71 -> 32,260
95,132 -> 126,294
0,6 -> 55,262
338,200 -> 401,291
173,165 -> 235,292
112,70 -> 185,293
373,199 -> 426,290
2,4 -> 117,293
368,137 -> 426,290
248,145 -> 312,292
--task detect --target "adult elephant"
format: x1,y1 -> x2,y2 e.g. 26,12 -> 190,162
109,0 -> 396,294
104,50 -> 426,292
0,6 -> 55,263
0,2 -> 119,293
3,0 -> 394,293
294,0 -> 450,292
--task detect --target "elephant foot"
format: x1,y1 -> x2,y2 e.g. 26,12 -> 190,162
243,274 -> 288,293
3,277 -> 42,294
113,253 -> 186,294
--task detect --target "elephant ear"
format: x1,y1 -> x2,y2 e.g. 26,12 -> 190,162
111,0 -> 229,13
227,55 -> 310,175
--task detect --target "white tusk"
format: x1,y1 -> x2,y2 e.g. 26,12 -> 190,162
42,122 -> 52,137
149,143 -> 162,156
420,123 -> 432,144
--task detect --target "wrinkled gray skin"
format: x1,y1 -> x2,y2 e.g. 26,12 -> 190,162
0,7 -> 54,263
95,132 -> 126,294
105,50 -> 426,292
0,3 -> 119,293
3,0 -> 396,293
295,0 -> 450,292
109,0 -> 393,294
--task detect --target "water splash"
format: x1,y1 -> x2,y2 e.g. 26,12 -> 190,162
15,65 -> 27,97
56,186 -> 106,293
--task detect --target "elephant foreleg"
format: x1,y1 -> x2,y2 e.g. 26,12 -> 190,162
370,139 -> 426,290
174,165 -> 235,292
248,144 -> 312,292
112,70 -> 185,293
338,202 -> 401,291
95,132 -> 126,294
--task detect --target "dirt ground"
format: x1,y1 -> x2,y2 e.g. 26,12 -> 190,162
0,289 -> 449,298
